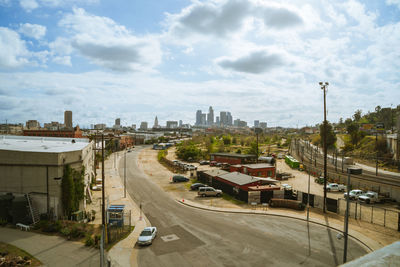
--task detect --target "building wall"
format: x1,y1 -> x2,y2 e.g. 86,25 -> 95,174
230,165 -> 276,178
0,142 -> 94,217
212,155 -> 242,165
23,128 -> 83,138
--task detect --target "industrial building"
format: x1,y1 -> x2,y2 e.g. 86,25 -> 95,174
0,135 -> 94,222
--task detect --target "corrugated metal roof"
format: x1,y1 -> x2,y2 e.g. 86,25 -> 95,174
242,163 -> 274,168
217,172 -> 260,185
203,169 -> 229,177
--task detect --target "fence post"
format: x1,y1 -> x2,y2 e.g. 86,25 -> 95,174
384,209 -> 386,227
360,204 -> 362,220
355,202 -> 357,220
371,206 -> 374,223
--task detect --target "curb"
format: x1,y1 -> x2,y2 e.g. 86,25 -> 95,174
176,199 -> 374,253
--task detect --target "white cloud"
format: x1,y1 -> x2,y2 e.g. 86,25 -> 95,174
216,50 -> 286,74
165,0 -> 303,41
58,8 -> 162,71
18,23 -> 46,39
0,27 -> 29,69
386,0 -> 400,9
19,0 -> 38,12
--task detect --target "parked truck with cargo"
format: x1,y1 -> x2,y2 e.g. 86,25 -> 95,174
358,191 -> 392,204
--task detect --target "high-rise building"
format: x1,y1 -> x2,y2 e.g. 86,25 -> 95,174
115,118 -> 121,126
216,116 -> 220,125
227,112 -> 233,126
166,121 -> 178,128
260,122 -> 267,129
154,116 -> 159,128
179,120 -> 183,127
254,120 -> 259,128
201,114 -> 206,126
207,106 -> 214,126
64,110 -> 72,129
139,122 -> 148,131
196,110 -> 202,126
220,111 -> 227,126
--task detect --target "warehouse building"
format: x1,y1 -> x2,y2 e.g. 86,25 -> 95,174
0,135 -> 94,222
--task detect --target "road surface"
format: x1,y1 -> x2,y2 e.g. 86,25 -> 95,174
123,146 -> 368,267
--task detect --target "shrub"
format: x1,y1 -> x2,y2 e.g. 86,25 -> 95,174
70,224 -> 85,238
60,227 -> 71,237
85,234 -> 94,247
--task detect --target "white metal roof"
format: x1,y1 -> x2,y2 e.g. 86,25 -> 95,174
0,135 -> 90,153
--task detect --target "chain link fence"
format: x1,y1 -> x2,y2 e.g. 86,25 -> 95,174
338,199 -> 400,231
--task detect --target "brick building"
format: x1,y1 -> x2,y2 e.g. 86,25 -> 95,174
230,163 -> 276,178
210,153 -> 257,165
23,126 -> 83,138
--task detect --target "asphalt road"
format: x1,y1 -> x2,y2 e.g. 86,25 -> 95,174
123,146 -> 368,267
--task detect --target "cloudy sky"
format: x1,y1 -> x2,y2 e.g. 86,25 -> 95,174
0,0 -> 399,128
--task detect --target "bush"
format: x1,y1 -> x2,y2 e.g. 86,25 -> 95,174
85,234 -> 94,246
60,227 -> 71,237
42,220 -> 62,233
70,224 -> 86,238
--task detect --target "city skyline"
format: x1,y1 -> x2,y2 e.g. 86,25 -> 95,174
1,1 -> 399,127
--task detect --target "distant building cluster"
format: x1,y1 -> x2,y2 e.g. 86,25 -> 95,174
195,106 -> 267,129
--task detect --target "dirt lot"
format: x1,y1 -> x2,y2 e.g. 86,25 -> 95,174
140,148 -> 243,209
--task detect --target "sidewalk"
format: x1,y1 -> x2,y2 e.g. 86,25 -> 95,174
87,151 -> 150,267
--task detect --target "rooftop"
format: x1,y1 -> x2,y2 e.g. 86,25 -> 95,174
211,153 -> 257,158
203,169 -> 229,177
242,163 -> 275,169
217,172 -> 260,186
0,135 -> 90,153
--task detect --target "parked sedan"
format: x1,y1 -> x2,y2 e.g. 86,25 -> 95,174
137,227 -> 157,246
199,160 -> 209,165
190,183 -> 207,191
172,175 -> 189,182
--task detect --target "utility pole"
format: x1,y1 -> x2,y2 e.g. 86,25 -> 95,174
376,132 -> 378,176
320,81 -> 329,213
100,134 -> 105,267
124,150 -> 127,198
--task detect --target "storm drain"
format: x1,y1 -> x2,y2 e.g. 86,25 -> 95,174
160,234 -> 179,242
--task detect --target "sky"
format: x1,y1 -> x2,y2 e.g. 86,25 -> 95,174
0,0 -> 399,128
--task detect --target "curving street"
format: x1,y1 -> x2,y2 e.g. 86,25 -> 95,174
122,146 -> 368,267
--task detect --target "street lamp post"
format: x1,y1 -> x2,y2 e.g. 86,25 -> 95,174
319,81 -> 329,213
124,149 -> 127,198
343,166 -> 362,263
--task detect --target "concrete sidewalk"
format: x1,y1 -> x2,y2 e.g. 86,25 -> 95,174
0,227 -> 99,266
88,150 -> 150,267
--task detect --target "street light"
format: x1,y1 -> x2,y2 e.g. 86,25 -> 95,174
319,82 -> 329,213
343,166 -> 362,264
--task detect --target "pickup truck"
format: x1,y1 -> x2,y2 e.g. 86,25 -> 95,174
358,191 -> 392,204
343,189 -> 364,200
326,183 -> 345,192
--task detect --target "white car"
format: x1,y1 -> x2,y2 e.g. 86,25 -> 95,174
281,184 -> 292,190
137,227 -> 157,246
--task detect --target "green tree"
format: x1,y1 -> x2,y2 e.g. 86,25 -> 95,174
353,109 -> 362,122
346,122 -> 361,146
319,121 -> 337,149
222,135 -> 231,145
247,141 -> 259,156
62,165 -> 75,217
